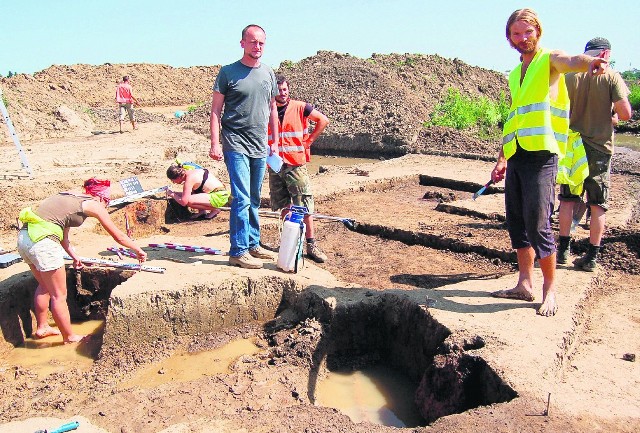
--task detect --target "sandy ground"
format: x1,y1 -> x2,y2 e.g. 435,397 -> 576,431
1,121 -> 639,432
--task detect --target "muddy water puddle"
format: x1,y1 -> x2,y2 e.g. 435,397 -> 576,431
119,337 -> 260,389
1,320 -> 104,378
617,133 -> 640,152
316,365 -> 424,428
307,155 -> 379,174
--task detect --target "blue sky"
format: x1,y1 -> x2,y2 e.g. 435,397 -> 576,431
2,0 -> 638,76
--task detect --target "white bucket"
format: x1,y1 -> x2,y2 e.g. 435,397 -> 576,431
277,212 -> 306,272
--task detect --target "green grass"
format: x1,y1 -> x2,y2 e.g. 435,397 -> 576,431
628,83 -> 640,110
187,103 -> 204,114
395,54 -> 422,67
280,60 -> 295,70
424,87 -> 509,136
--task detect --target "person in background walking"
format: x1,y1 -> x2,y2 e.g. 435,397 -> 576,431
116,75 -> 139,133
268,75 -> 330,263
556,37 -> 632,271
489,8 -> 608,316
209,24 -> 279,269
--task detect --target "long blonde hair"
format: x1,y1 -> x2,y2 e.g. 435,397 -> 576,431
506,8 -> 542,40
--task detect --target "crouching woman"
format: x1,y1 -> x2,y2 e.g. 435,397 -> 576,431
17,178 -> 147,344
166,162 -> 230,219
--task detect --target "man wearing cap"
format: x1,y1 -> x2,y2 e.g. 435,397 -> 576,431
556,37 -> 632,271
489,9 -> 609,316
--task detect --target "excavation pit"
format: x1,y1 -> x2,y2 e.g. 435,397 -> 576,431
4,158 -> 622,431
1,263 -> 517,428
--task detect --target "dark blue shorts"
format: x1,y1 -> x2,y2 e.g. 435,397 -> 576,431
505,146 -> 558,259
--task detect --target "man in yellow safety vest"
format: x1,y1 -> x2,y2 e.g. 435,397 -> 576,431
489,8 -> 608,316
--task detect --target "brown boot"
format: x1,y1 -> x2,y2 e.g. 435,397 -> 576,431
306,242 -> 327,263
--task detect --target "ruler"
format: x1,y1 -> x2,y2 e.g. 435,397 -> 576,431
148,242 -> 222,255
64,255 -> 165,273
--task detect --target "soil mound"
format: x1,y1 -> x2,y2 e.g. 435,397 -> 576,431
2,51 -> 637,157
181,51 -> 509,158
1,63 -> 219,141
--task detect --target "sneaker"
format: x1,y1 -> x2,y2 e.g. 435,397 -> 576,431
249,246 -> 275,260
306,242 -> 327,263
573,255 -> 597,272
229,253 -> 263,269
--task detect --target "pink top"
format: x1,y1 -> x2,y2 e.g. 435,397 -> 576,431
116,83 -> 133,103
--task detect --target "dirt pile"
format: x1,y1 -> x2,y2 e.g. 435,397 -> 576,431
181,51 -> 509,158
2,52 -> 508,155
2,51 -> 637,157
1,63 -> 219,141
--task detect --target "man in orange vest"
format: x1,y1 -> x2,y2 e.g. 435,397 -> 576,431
115,75 -> 139,133
268,75 -> 330,263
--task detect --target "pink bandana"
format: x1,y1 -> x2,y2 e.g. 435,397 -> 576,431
84,178 -> 111,203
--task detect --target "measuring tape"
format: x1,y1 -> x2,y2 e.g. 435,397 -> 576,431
148,242 -> 222,255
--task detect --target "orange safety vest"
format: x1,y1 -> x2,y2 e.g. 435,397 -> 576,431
268,100 -> 310,166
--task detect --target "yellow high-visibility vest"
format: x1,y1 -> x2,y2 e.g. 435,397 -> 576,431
18,207 -> 63,243
502,49 -> 570,160
557,130 -> 589,195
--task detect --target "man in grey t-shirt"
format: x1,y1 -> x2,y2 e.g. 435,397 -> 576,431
209,24 -> 279,269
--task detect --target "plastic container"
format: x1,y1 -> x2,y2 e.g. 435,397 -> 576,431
277,211 -> 306,272
0,253 -> 22,268
267,152 -> 283,173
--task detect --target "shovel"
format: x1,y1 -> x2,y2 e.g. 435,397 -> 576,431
473,179 -> 494,200
570,198 -> 588,232
35,421 -> 79,433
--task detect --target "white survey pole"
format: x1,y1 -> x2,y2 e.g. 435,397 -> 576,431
0,86 -> 33,177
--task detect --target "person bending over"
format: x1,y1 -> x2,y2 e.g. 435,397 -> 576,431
166,163 -> 230,219
17,178 -> 147,343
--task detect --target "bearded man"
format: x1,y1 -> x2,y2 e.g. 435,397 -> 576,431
489,8 -> 608,316
267,75 -> 330,263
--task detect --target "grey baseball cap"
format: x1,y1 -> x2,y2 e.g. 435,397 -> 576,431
584,37 -> 611,52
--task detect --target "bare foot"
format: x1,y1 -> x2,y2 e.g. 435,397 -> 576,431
63,334 -> 88,344
491,286 -> 535,302
33,326 -> 61,339
537,293 -> 558,316
204,209 -> 221,219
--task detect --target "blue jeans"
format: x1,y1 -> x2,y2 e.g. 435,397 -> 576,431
224,151 -> 266,257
